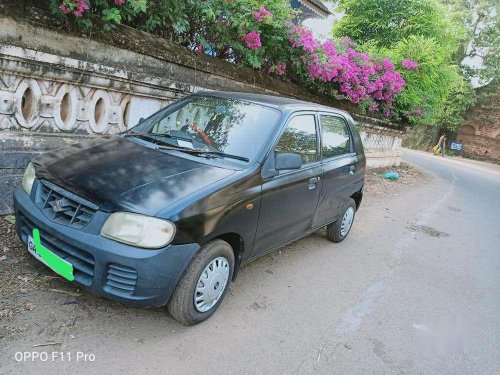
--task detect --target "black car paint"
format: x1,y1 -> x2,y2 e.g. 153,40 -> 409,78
33,136 -> 236,216
37,92 -> 366,265
15,91 -> 366,306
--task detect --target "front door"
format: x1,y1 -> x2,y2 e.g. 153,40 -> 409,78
253,113 -> 322,256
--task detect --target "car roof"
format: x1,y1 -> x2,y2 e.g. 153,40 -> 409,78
193,90 -> 351,117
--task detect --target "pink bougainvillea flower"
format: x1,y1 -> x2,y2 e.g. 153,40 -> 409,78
259,7 -> 271,16
288,24 -> 405,111
253,12 -> 262,21
114,0 -> 126,5
322,41 -> 336,58
58,0 -> 89,17
243,31 -> 262,50
381,58 -> 395,71
288,24 -> 319,53
270,62 -> 286,76
402,58 -> 419,70
253,7 -> 273,23
194,45 -> 204,53
369,101 -> 379,112
276,62 -> 286,75
59,5 -> 72,14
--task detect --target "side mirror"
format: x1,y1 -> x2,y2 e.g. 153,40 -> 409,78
138,117 -> 145,124
275,153 -> 302,171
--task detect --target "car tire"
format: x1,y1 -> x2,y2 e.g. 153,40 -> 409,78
327,198 -> 356,243
167,239 -> 234,325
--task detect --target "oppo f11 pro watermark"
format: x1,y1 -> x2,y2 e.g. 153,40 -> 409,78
15,351 -> 96,362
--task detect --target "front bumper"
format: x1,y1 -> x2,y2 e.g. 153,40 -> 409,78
13,185 -> 199,307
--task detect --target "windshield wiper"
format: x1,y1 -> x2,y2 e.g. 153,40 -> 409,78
124,132 -> 193,143
194,150 -> 249,162
157,145 -> 249,162
123,132 -> 170,146
125,133 -> 248,162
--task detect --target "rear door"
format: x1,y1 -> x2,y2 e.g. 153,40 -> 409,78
312,113 -> 358,228
253,113 -> 323,256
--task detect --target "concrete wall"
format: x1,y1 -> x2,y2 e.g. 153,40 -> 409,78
0,12 -> 404,214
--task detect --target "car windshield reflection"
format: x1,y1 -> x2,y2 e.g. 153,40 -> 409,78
127,97 -> 282,163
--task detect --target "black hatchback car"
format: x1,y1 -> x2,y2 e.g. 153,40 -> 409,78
14,91 -> 365,325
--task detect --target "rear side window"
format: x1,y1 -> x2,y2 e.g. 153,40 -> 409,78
275,115 -> 317,164
320,115 -> 352,159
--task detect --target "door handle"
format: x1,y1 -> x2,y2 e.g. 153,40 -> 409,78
349,165 -> 355,175
308,176 -> 320,189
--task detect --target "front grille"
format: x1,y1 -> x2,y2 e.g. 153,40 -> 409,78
104,264 -> 138,295
36,180 -> 98,228
18,212 -> 95,286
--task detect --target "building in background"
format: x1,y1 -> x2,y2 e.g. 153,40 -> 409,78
291,0 -> 331,22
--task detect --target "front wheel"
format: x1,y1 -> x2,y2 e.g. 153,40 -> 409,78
327,198 -> 356,243
167,239 -> 234,325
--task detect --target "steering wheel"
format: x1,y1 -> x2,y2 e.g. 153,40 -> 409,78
189,124 -> 212,147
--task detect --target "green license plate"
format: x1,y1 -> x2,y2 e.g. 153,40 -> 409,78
27,228 -> 74,281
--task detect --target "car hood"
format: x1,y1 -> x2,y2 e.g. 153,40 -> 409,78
33,136 -> 236,215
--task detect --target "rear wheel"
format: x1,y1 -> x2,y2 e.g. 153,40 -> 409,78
327,198 -> 356,243
167,239 -> 234,325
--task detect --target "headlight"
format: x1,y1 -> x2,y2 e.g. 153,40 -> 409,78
22,162 -> 36,194
100,212 -> 176,249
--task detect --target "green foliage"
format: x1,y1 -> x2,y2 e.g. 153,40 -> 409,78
45,0 -> 479,126
333,0 -> 465,54
49,0 -> 294,69
167,0 -> 293,69
439,0 -> 499,85
49,0 -> 148,29
133,1 -> 197,36
335,0 -> 477,126
102,8 -> 121,25
436,79 -> 476,130
365,35 -> 462,124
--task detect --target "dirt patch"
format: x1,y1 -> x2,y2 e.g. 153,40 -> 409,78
0,216 -> 58,320
364,162 -> 428,199
0,215 -> 141,347
407,224 -> 450,238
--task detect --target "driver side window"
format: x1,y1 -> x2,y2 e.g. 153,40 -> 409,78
275,115 -> 318,165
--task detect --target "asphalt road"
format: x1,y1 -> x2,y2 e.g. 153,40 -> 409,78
3,150 -> 500,374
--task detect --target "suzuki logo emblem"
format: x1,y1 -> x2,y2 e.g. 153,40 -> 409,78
52,198 -> 69,213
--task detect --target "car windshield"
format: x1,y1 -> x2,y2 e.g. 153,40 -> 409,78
127,96 -> 282,163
